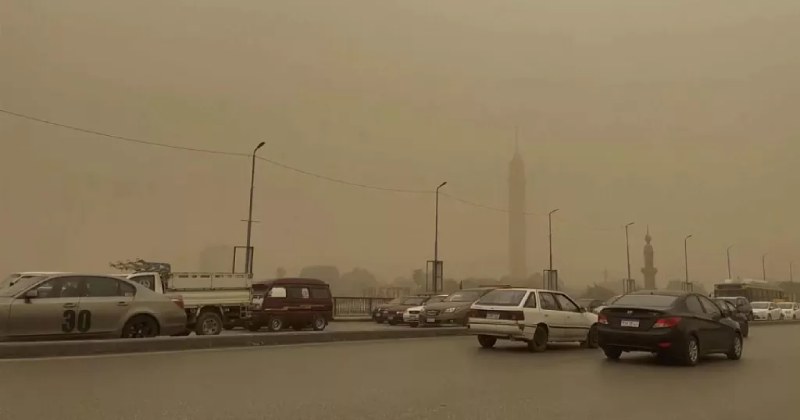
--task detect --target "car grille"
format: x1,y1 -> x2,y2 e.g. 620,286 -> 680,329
409,310 -> 420,315
426,310 -> 440,316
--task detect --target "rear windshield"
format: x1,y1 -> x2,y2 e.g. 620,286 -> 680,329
611,294 -> 678,309
402,297 -> 426,305
445,291 -> 481,303
477,290 -> 528,306
426,296 -> 446,304
751,302 -> 769,309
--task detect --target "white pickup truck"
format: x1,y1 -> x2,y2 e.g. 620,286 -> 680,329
122,271 -> 252,336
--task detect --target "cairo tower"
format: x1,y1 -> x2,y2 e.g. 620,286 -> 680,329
508,145 -> 527,281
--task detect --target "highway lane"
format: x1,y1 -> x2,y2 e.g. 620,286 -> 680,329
0,325 -> 798,420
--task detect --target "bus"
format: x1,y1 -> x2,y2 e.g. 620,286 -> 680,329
713,280 -> 786,303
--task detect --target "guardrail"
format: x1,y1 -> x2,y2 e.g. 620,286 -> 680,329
333,297 -> 393,317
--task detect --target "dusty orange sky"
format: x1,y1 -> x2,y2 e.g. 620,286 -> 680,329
2,0 -> 799,289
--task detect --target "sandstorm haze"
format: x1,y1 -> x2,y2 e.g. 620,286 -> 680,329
1,0 -> 799,290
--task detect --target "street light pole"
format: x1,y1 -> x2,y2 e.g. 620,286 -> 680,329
434,181 -> 447,292
625,222 -> 635,282
762,253 -> 767,281
790,262 -> 794,283
684,235 -> 693,289
726,245 -> 734,280
244,141 -> 266,275
548,209 -> 560,271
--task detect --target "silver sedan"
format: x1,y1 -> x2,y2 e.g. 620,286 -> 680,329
0,274 -> 187,341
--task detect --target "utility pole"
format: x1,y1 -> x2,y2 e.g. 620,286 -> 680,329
684,234 -> 693,290
433,181 -> 447,292
726,245 -> 734,280
548,209 -> 560,271
762,253 -> 767,281
244,141 -> 266,275
625,222 -> 635,281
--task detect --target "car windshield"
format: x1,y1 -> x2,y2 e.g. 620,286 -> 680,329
444,291 -> 481,302
778,303 -> 794,309
477,290 -> 528,306
610,294 -> 678,309
402,297 -> 426,305
751,302 -> 770,309
0,276 -> 45,297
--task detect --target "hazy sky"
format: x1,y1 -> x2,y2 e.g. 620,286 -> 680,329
2,1 -> 799,288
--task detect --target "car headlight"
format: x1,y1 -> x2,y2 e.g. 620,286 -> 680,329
445,307 -> 457,313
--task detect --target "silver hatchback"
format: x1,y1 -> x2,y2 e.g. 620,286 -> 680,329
0,274 -> 187,341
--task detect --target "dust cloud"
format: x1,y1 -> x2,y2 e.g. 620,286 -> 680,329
2,1 -> 799,293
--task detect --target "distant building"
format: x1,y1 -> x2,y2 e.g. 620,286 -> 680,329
508,143 -> 527,281
641,227 -> 658,289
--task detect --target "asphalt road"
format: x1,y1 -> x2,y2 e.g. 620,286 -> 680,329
222,320 -> 405,335
0,325 -> 798,420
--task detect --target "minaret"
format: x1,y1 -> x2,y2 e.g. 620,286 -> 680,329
641,226 -> 658,289
508,137 -> 527,281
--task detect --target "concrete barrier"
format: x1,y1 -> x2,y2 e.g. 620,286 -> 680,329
0,327 -> 469,359
750,319 -> 800,326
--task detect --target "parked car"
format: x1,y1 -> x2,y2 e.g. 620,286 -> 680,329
420,287 -> 501,326
713,298 -> 749,338
372,297 -> 404,323
593,295 -> 622,314
576,298 -> 605,313
597,290 -> 743,366
247,278 -> 333,332
751,301 -> 783,320
469,288 -> 599,351
715,296 -> 753,321
404,295 -> 448,327
0,273 -> 187,341
379,295 -> 435,325
777,302 -> 800,320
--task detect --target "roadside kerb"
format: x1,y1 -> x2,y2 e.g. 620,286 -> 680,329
0,327 -> 468,359
750,319 -> 800,326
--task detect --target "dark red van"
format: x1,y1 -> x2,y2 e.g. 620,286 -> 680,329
246,278 -> 333,332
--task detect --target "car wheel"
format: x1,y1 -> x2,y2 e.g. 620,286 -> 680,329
527,325 -> 548,352
121,315 -> 160,338
267,316 -> 284,332
603,347 -> 622,360
388,319 -> 398,326
477,335 -> 497,349
742,322 -> 749,338
312,315 -> 327,331
679,335 -> 700,366
375,319 -> 384,324
726,333 -> 743,360
768,314 -> 772,320
194,312 -> 223,336
581,325 -> 600,349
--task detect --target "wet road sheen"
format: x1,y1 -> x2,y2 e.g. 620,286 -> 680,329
0,324 -> 797,420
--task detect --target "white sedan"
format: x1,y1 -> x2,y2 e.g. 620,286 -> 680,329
468,288 -> 598,351
751,301 -> 783,320
777,302 -> 800,320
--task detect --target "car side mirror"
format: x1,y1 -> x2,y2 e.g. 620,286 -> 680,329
578,307 -> 586,313
23,289 -> 39,301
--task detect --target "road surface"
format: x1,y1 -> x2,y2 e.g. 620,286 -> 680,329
0,325 -> 797,419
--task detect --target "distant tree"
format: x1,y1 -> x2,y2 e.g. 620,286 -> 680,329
275,267 -> 287,278
582,284 -> 617,300
442,279 -> 460,293
340,267 -> 379,296
299,265 -> 340,283
412,269 -> 426,290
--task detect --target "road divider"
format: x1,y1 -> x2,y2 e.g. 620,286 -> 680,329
750,319 -> 800,326
0,327 -> 469,359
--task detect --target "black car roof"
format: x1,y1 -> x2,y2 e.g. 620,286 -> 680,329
253,278 -> 328,287
628,289 -> 688,297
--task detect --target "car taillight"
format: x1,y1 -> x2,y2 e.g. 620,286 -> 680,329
170,295 -> 184,309
509,311 -> 525,321
653,317 -> 681,328
598,313 -> 608,325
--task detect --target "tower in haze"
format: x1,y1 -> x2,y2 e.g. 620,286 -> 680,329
641,227 -> 658,289
508,143 -> 527,281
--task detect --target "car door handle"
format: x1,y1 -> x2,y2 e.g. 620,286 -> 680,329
63,303 -> 77,308
117,302 -> 129,307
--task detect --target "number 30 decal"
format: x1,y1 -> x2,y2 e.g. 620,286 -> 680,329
62,310 -> 92,333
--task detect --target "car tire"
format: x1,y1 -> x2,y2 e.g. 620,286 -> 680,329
679,335 -> 700,366
267,316 -> 284,332
477,335 -> 497,349
312,315 -> 327,331
581,325 -> 600,349
726,333 -> 743,360
375,319 -> 385,324
121,315 -> 160,338
388,319 -> 398,326
194,312 -> 223,336
741,322 -> 749,338
768,314 -> 772,321
603,347 -> 622,360
527,325 -> 548,352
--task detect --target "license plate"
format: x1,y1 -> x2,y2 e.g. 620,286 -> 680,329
620,319 -> 639,328
487,313 -> 500,320
427,317 -> 436,323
